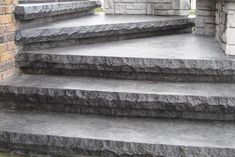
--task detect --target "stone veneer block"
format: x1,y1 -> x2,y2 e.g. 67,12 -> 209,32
104,0 -> 191,15
195,0 -> 216,36
195,0 -> 235,55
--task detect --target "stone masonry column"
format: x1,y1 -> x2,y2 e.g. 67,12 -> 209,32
225,2 -> 235,55
0,0 -> 18,80
195,0 -> 216,36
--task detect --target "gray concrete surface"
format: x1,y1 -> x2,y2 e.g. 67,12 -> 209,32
15,14 -> 194,49
17,34 -> 235,82
0,74 -> 234,120
0,110 -> 235,156
37,13 -> 187,28
20,34 -> 227,59
1,74 -> 234,97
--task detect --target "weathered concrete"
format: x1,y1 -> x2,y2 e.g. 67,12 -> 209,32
0,74 -> 234,120
17,34 -> 235,83
15,14 -> 194,50
0,110 -> 235,157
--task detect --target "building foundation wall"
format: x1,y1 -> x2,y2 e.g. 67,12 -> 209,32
104,0 -> 191,16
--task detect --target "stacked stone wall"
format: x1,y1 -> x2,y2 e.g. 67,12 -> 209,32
0,0 -> 18,80
104,0 -> 191,15
195,0 -> 216,36
223,1 -> 235,55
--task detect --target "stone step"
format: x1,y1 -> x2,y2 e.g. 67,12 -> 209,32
15,1 -> 101,28
0,110 -> 234,157
0,74 -> 234,120
19,0 -> 87,4
15,13 -> 194,50
17,34 -> 235,83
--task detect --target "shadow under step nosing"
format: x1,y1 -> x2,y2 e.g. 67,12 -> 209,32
0,74 -> 234,120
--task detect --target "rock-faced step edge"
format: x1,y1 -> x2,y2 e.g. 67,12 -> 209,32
0,74 -> 234,120
16,34 -> 235,83
14,1 -> 101,20
14,1 -> 101,29
15,18 -> 194,50
16,52 -> 235,83
0,111 -> 235,157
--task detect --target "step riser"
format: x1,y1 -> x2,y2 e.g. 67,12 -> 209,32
1,100 -> 234,121
19,68 -> 235,83
0,87 -> 234,120
18,10 -> 94,29
17,54 -> 235,83
16,20 -> 193,50
0,131 -> 234,157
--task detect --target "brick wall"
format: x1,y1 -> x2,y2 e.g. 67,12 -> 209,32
0,0 -> 18,80
104,0 -> 191,16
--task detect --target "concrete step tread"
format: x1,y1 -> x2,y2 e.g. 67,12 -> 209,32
0,110 -> 235,156
15,1 -> 101,20
16,14 -> 194,46
18,34 -> 233,60
17,34 -> 235,82
0,74 -> 234,97
0,74 -> 234,120
34,13 -> 189,28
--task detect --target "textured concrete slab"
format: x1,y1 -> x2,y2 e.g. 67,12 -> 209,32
15,1 -> 101,20
17,34 -> 235,82
0,74 -> 234,120
0,110 -> 235,157
15,14 -> 194,49
37,13 -> 188,28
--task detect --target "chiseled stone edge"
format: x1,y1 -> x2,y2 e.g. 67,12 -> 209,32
18,9 -> 95,29
0,131 -> 235,157
15,18 -> 194,44
20,28 -> 192,50
14,1 -> 101,20
0,85 -> 234,116
16,53 -> 235,77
